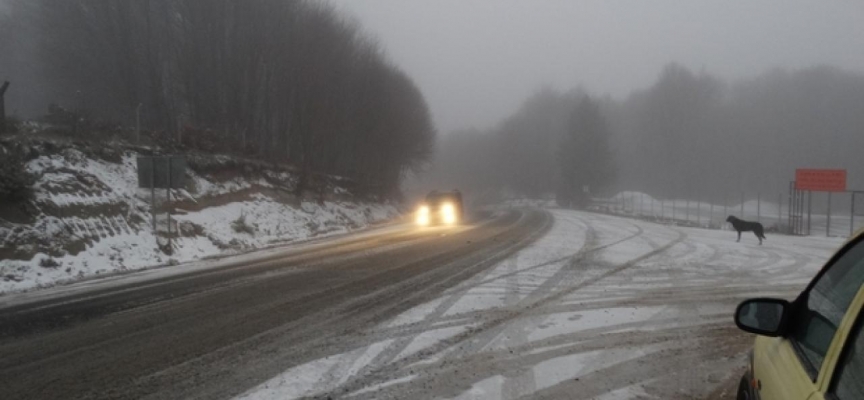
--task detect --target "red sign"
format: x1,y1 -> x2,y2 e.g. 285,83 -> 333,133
795,169 -> 847,192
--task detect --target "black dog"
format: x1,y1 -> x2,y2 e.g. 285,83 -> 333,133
726,216 -> 766,245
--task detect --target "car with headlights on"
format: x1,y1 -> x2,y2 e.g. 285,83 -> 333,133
415,190 -> 463,226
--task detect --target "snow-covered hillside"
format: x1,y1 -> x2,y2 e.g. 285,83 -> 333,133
0,140 -> 400,294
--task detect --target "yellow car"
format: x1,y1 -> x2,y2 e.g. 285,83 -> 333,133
734,229 -> 864,400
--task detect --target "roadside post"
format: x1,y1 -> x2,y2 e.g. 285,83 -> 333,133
710,201 -> 714,228
167,157 -> 173,250
852,192 -> 856,237
757,192 -> 761,223
151,159 -> 155,231
672,198 -> 676,222
137,155 -> 187,254
696,195 -> 701,226
640,193 -> 644,217
778,193 -> 782,232
661,198 -> 665,220
686,199 -> 690,223
827,192 -> 832,237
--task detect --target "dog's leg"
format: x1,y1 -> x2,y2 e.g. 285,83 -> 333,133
737,231 -> 741,242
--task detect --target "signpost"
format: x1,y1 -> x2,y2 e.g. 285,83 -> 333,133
137,156 -> 186,253
794,169 -> 848,237
795,169 -> 847,192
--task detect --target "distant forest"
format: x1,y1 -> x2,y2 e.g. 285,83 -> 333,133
426,64 -> 864,203
0,0 -> 435,197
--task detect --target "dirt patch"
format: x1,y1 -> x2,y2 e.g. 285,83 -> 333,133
177,221 -> 205,237
36,199 -> 130,220
0,202 -> 37,224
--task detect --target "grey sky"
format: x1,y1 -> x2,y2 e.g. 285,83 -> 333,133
333,1 -> 864,134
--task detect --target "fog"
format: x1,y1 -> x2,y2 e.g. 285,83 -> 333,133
335,1 -> 864,133
333,1 -> 864,203
3,1 -> 864,204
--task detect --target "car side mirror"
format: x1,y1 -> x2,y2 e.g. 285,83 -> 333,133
735,298 -> 790,337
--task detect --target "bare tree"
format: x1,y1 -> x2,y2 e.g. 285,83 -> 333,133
15,0 -> 435,197
0,81 -> 8,133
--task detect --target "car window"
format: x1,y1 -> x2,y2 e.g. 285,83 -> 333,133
790,238 -> 864,378
830,308 -> 864,399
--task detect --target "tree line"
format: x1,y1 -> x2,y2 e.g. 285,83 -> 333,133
423,90 -> 615,206
425,63 -> 864,205
0,0 -> 435,197
611,64 -> 864,200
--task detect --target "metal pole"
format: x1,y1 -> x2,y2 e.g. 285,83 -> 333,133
686,199 -> 690,223
697,195 -> 701,226
851,192 -> 856,237
788,182 -> 793,234
778,193 -> 782,232
167,157 -> 172,252
662,198 -> 666,220
151,158 -> 156,232
757,192 -> 761,223
672,197 -> 677,221
710,201 -> 714,228
640,193 -> 645,217
807,191 -> 812,236
827,191 -> 832,237
796,185 -> 801,235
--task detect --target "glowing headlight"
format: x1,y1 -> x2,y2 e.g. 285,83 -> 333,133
416,205 -> 430,226
441,202 -> 457,224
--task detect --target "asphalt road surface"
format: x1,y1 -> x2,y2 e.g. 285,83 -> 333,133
0,209 -> 552,400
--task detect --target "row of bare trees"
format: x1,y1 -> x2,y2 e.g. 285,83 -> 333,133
610,63 -> 864,199
3,0 -> 435,196
426,63 -> 864,205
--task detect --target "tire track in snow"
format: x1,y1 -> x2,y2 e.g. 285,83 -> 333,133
338,209 -> 556,385
337,322 -> 736,400
318,215 -> 685,399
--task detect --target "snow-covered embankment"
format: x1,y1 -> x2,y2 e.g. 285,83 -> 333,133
0,144 -> 399,294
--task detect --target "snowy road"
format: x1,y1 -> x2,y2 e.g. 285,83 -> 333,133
237,209 -> 844,400
0,209 -> 551,400
0,208 -> 845,399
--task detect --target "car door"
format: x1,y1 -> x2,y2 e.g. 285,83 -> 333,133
825,303 -> 864,399
753,335 -> 818,400
754,235 -> 864,400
